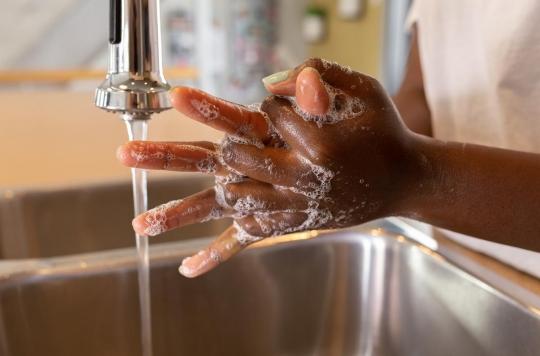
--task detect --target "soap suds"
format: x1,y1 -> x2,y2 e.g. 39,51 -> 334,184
143,199 -> 184,236
233,220 -> 264,245
233,195 -> 268,215
196,154 -> 218,173
191,99 -> 220,121
211,101 -> 338,244
288,83 -> 365,128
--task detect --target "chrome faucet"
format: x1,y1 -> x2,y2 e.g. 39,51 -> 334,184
95,0 -> 171,120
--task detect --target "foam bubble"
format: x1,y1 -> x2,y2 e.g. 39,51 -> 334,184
288,83 -> 366,128
201,206 -> 225,222
191,99 -> 220,121
319,58 -> 355,76
196,154 -> 218,173
233,195 -> 267,214
291,159 -> 334,200
143,199 -> 184,236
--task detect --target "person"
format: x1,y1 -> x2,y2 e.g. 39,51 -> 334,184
116,2 -> 540,278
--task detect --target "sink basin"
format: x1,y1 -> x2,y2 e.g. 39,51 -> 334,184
0,220 -> 539,356
0,176 -> 230,259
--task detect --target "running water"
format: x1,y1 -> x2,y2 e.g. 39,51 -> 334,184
125,117 -> 153,356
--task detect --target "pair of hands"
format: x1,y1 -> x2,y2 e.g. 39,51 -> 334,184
117,58 -> 422,278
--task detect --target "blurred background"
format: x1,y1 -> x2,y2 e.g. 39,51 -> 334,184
0,0 -> 410,188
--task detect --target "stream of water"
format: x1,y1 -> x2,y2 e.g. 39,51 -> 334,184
125,118 -> 153,356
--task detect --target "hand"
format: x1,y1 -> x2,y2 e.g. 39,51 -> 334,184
117,58 -> 423,277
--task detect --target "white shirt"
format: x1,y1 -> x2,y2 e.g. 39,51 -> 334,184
406,0 -> 540,277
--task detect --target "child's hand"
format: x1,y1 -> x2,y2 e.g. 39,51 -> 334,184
117,58 -> 422,277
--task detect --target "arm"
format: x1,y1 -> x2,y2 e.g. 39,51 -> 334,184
392,29 -> 433,136
403,136 -> 540,251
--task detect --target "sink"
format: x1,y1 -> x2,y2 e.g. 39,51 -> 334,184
0,219 -> 539,356
0,175 -> 230,259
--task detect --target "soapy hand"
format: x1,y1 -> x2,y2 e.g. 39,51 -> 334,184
117,58 -> 421,277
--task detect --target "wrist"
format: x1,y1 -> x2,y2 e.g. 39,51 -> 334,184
389,132 -> 442,219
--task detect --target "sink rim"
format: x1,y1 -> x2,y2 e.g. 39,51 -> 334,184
0,218 -> 539,318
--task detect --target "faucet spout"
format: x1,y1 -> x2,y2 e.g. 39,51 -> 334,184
95,0 -> 171,117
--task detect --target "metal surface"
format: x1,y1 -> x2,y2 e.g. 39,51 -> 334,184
94,0 -> 171,115
0,176 -> 230,259
0,222 -> 539,356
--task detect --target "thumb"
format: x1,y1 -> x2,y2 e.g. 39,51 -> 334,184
295,67 -> 330,116
263,67 -> 330,116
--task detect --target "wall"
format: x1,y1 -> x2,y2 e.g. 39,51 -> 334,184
308,0 -> 383,78
0,90 -> 223,188
277,0 -> 310,67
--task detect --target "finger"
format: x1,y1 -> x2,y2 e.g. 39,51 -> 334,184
117,141 -> 226,174
170,86 -> 271,141
179,225 -> 243,278
236,212 -> 308,238
178,210 -> 309,278
296,67 -> 330,116
260,96 -> 329,163
220,138 -> 314,187
132,188 -> 230,236
220,180 -> 309,213
264,58 -> 376,98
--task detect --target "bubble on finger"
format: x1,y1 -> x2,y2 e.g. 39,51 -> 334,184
142,199 -> 184,236
291,159 -> 335,200
231,132 -> 265,150
285,200 -> 332,233
200,206 -> 225,222
287,82 -> 366,128
191,98 -> 220,121
128,142 -> 167,163
196,153 -> 218,173
334,206 -> 360,225
209,249 -> 222,263
233,195 -> 268,215
253,215 -> 273,235
318,58 -> 355,76
214,184 -> 229,208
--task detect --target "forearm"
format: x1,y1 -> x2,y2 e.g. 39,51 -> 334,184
402,135 -> 540,251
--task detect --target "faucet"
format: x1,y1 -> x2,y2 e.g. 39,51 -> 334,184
95,0 -> 171,120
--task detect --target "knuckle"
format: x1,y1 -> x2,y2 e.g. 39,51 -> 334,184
303,57 -> 325,72
222,184 -> 240,207
236,218 -> 262,237
260,95 -> 287,114
220,143 -> 244,171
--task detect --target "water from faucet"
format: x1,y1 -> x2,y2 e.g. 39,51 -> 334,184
125,118 -> 153,356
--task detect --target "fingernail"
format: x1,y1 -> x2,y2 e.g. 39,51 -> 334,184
262,70 -> 291,86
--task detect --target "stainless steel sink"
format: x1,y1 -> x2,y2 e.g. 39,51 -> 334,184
0,218 -> 539,356
0,176 -> 230,259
